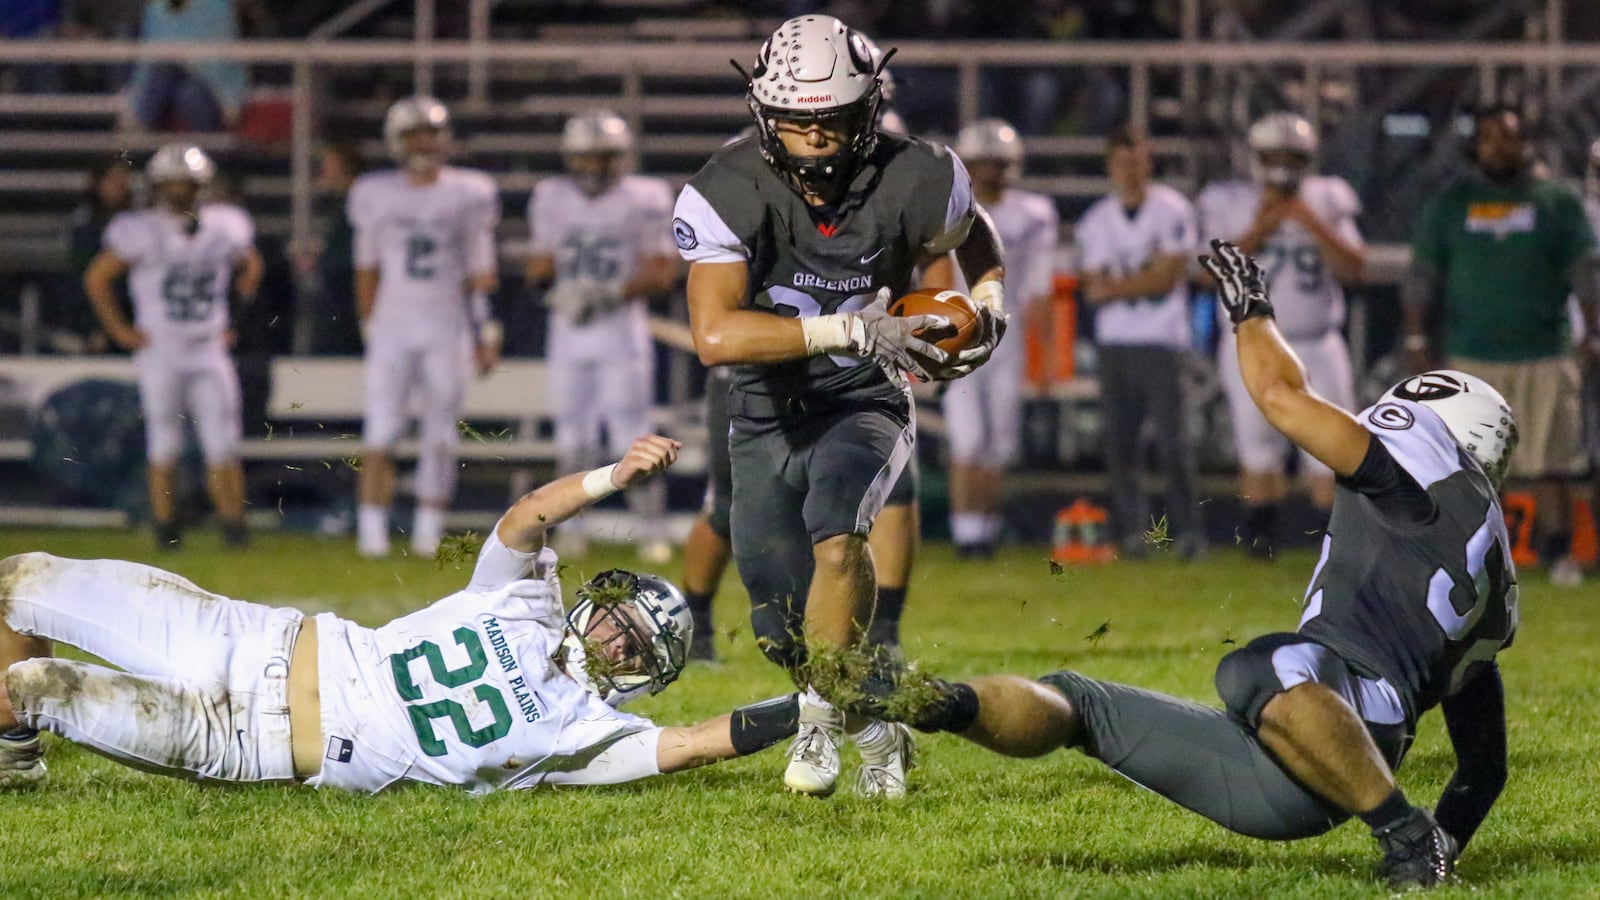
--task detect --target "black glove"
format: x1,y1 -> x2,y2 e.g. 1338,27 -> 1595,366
1198,239 -> 1275,331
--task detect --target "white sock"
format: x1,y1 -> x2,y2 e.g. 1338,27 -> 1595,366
799,687 -> 843,729
358,505 -> 388,551
412,505 -> 445,555
983,513 -> 1005,544
951,512 -> 987,545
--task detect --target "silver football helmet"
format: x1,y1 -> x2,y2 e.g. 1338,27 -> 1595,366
145,143 -> 215,186
561,109 -> 633,155
560,569 -> 693,708
956,118 -> 1024,181
561,110 -> 633,195
745,15 -> 885,197
383,95 -> 451,172
1378,370 -> 1518,486
1247,112 -> 1318,191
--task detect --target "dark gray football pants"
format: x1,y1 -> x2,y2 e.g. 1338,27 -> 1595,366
1040,665 -> 1412,841
1097,344 -> 1201,546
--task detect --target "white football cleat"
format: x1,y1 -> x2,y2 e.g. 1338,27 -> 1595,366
0,730 -> 47,790
784,722 -> 842,796
638,540 -> 673,565
855,722 -> 915,799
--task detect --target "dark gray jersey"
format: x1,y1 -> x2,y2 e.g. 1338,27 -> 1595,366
673,134 -> 974,410
1298,398 -> 1518,719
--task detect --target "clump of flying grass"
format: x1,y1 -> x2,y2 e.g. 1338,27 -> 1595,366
1143,514 -> 1173,551
434,531 -> 485,570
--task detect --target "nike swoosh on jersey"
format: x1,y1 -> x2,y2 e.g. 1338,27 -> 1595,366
860,248 -> 886,264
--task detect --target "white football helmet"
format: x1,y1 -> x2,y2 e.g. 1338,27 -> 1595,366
745,15 -> 884,197
1378,370 -> 1518,486
1585,137 -> 1600,201
561,109 -> 633,155
956,118 -> 1024,180
145,143 -> 215,186
383,95 -> 451,171
1247,112 -> 1318,191
560,569 -> 693,708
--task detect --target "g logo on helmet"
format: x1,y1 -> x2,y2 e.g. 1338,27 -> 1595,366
1391,372 -> 1465,402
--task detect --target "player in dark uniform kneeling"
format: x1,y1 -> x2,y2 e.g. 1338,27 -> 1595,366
888,241 -> 1517,889
672,15 -> 1006,797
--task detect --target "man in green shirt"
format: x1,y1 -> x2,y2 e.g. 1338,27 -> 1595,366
1403,106 -> 1600,586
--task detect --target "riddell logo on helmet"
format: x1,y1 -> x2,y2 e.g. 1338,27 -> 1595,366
795,95 -> 834,103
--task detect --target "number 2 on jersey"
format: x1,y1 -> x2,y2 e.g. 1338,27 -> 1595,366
388,627 -> 512,757
405,233 -> 437,279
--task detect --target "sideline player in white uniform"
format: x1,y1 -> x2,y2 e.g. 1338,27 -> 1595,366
1197,112 -> 1365,558
351,96 -> 503,559
939,119 -> 1058,558
1077,126 -> 1205,558
527,110 -> 680,563
0,435 -> 806,793
84,143 -> 262,552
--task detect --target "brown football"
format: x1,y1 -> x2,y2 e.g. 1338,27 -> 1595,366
888,288 -> 980,355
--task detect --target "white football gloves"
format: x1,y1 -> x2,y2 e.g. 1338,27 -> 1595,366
546,277 -> 626,323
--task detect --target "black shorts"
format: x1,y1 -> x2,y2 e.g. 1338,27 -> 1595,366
729,399 -> 914,546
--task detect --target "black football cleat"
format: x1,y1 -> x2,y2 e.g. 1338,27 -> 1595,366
1375,807 -> 1457,890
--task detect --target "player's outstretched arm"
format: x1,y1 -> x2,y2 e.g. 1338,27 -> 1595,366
655,693 -> 799,773
1201,240 -> 1370,478
495,434 -> 682,554
687,260 -> 809,365
1435,663 -> 1508,855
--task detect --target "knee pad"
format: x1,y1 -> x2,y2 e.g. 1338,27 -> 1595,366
1214,633 -> 1309,728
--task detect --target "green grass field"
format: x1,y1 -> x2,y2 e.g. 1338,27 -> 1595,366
1,527 -> 1597,898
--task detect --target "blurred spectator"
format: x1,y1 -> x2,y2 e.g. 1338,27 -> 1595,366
302,141 -> 367,355
1403,106 -> 1600,586
1075,126 -> 1205,559
129,0 -> 249,132
1,0 -> 65,93
60,158 -> 138,352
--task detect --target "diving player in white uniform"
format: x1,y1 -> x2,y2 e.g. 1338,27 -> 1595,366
350,96 -> 503,560
0,435 -> 804,793
84,143 -> 263,552
1197,112 -> 1365,558
939,119 -> 1059,558
527,110 -> 681,563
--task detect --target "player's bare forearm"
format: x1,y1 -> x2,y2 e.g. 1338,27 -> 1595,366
687,261 -> 809,365
656,693 -> 799,774
1236,317 -> 1369,477
84,252 -> 135,339
1089,254 -> 1186,305
496,434 -> 682,553
954,206 -> 1004,300
467,270 -> 497,295
234,248 -> 264,301
525,253 -> 555,287
355,268 -> 380,321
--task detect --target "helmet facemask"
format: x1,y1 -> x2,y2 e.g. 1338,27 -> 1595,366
749,90 -> 881,202
561,569 -> 691,708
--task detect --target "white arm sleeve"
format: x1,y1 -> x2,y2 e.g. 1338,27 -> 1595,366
673,184 -> 748,264
540,727 -> 663,785
921,151 -> 976,256
467,523 -> 542,592
102,214 -> 146,264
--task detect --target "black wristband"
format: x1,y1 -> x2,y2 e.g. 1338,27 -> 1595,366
729,693 -> 800,756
